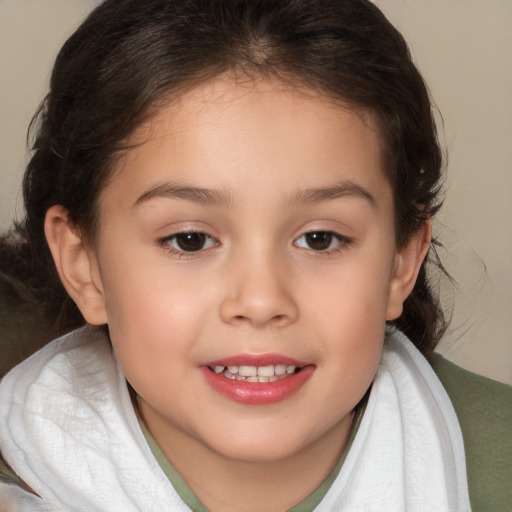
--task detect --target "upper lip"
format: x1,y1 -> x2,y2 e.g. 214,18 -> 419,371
202,353 -> 311,368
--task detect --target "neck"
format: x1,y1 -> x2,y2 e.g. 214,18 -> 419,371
139,401 -> 354,512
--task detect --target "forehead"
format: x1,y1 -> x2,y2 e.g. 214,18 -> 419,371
102,76 -> 388,210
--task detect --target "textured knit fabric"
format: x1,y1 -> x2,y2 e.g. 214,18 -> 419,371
0,327 -> 470,511
143,355 -> 512,512
3,349 -> 509,511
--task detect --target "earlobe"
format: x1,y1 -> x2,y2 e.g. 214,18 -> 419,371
386,220 -> 432,321
44,205 -> 108,325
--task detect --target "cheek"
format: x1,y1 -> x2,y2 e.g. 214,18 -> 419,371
105,282 -> 204,351
316,290 -> 385,384
301,254 -> 393,330
99,252 -> 231,385
101,243 -> 208,324
98,258 -> 207,374
298,253 -> 392,400
103,280 -> 204,409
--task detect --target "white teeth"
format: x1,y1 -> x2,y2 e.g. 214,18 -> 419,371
210,363 -> 303,381
257,365 -> 274,377
239,366 -> 257,377
275,365 -> 286,375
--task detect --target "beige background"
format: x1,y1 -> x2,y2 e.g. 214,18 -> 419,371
1,1 -> 511,383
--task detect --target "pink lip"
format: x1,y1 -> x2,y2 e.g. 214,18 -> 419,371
200,353 -> 315,405
204,353 -> 309,368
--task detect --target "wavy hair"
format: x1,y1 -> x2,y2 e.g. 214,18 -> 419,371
1,0 -> 446,355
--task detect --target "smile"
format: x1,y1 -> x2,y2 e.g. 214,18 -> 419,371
201,356 -> 314,405
208,364 -> 301,383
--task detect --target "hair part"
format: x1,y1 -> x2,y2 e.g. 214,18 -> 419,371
2,0 -> 447,354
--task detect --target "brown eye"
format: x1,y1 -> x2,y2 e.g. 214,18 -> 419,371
304,232 -> 333,251
294,231 -> 350,252
175,232 -> 207,251
161,232 -> 217,253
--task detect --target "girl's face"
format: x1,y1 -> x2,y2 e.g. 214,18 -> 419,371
84,77 -> 424,466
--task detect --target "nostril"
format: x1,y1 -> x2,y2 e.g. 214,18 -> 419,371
231,315 -> 252,325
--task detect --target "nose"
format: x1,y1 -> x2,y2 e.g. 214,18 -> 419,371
219,252 -> 299,329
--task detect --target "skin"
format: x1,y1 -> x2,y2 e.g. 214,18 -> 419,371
45,77 -> 430,512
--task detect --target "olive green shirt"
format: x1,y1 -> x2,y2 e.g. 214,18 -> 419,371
141,356 -> 512,512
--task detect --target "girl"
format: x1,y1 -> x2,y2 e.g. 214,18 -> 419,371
0,0 -> 510,511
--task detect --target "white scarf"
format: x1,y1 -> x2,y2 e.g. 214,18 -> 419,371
0,327 -> 471,511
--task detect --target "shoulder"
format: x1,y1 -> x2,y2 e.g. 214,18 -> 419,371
431,353 -> 512,512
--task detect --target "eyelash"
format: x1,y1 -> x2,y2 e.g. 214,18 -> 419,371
293,231 -> 352,255
157,229 -> 352,258
157,231 -> 219,258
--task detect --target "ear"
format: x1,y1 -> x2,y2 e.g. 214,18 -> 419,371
44,205 -> 108,325
386,220 -> 432,321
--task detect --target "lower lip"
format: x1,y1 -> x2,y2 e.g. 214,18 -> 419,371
200,366 -> 315,405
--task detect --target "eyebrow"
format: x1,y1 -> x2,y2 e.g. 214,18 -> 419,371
134,183 -> 233,207
289,181 -> 376,207
134,180 -> 375,209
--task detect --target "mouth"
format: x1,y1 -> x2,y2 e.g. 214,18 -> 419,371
201,356 -> 314,405
207,364 -> 302,383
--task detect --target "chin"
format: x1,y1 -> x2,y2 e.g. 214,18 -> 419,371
207,429 -> 311,464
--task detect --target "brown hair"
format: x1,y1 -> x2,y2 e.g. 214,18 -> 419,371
1,0 -> 446,355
